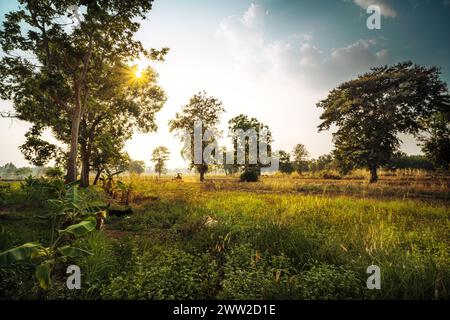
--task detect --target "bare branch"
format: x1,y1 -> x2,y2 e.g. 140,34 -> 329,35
0,111 -> 17,118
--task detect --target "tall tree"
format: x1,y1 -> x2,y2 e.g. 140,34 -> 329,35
278,150 -> 294,174
90,131 -> 130,186
151,146 -> 170,179
317,62 -> 450,183
228,114 -> 273,176
292,144 -> 309,175
420,111 -> 450,171
77,63 -> 166,186
128,160 -> 145,175
0,0 -> 166,184
169,91 -> 224,182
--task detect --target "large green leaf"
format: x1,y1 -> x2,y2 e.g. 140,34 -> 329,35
58,246 -> 93,258
65,185 -> 82,209
0,242 -> 44,264
58,219 -> 96,237
35,262 -> 52,290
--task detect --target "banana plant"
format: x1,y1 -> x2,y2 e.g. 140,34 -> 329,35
0,184 -> 104,290
116,180 -> 134,205
38,185 -> 101,244
0,217 -> 96,290
99,169 -> 123,196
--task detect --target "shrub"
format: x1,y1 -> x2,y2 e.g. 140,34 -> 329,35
44,167 -> 64,180
296,263 -> 362,299
218,244 -> 299,300
320,171 -> 342,180
240,170 -> 259,182
102,247 -> 217,299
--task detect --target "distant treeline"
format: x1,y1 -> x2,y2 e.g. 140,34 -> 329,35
274,152 -> 437,176
0,153 -> 439,181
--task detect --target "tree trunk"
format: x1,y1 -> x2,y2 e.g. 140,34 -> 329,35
369,166 -> 378,183
66,102 -> 82,184
80,128 -> 94,188
80,155 -> 90,187
199,171 -> 205,182
93,168 -> 103,186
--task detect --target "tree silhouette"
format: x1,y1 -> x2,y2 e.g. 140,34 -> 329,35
318,62 -> 450,183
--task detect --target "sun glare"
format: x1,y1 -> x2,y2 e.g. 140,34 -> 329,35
135,69 -> 143,78
133,59 -> 147,79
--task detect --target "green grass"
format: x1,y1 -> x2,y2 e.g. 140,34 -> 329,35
1,176 -> 449,300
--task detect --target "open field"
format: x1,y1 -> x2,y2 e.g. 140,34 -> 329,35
1,172 -> 449,300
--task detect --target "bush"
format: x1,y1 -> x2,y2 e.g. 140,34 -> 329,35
320,171 -> 342,180
18,176 -> 65,207
218,244 -> 299,300
296,263 -> 362,299
101,247 -> 218,299
240,170 -> 259,182
44,167 -> 64,180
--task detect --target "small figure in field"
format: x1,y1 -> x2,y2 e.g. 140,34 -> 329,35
172,173 -> 183,181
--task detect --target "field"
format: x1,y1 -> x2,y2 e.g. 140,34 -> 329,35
0,171 -> 449,300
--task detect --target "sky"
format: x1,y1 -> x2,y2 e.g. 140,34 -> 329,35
1,0 -> 450,169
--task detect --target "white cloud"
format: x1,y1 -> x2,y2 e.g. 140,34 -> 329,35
218,3 -> 390,89
351,0 -> 398,18
217,3 -> 266,67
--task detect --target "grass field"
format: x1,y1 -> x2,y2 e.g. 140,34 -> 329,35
0,172 -> 449,300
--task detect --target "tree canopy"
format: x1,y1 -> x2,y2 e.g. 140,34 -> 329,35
0,0 -> 168,185
228,114 -> 273,175
317,62 -> 450,182
151,146 -> 170,178
169,91 -> 224,182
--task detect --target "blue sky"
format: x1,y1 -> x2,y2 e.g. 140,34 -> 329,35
1,0 -> 450,168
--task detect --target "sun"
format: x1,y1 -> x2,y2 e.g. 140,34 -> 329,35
133,59 -> 147,78
135,69 -> 143,78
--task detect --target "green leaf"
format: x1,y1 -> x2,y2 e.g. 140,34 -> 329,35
58,219 -> 96,237
0,242 -> 44,264
65,185 -> 82,209
35,262 -> 52,290
58,246 -> 93,258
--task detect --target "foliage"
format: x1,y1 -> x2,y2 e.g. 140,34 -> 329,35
385,152 -> 434,171
151,146 -> 170,178
0,0 -> 167,184
278,150 -> 294,174
128,160 -> 145,175
18,176 -> 65,207
420,112 -> 450,171
228,114 -> 273,175
116,181 -> 134,205
169,91 -> 225,181
0,185 -> 100,290
1,175 -> 449,299
292,144 -> 309,174
0,163 -> 32,180
102,247 -> 216,300
99,169 -> 123,196
218,244 -> 297,300
318,62 -> 450,183
240,169 -> 260,182
44,167 -> 64,180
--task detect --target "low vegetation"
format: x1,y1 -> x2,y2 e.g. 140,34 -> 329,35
1,172 -> 448,300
